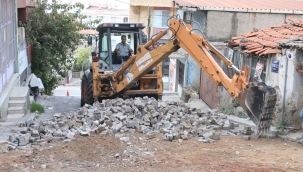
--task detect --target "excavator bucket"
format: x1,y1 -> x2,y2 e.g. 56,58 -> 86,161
236,82 -> 277,135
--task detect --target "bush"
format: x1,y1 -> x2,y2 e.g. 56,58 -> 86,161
276,119 -> 287,130
72,57 -> 90,72
30,102 -> 45,114
232,100 -> 240,107
72,47 -> 91,72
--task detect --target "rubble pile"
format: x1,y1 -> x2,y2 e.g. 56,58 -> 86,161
5,97 -> 244,151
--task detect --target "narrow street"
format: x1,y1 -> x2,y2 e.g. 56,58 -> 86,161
53,86 -> 81,97
0,80 -> 303,171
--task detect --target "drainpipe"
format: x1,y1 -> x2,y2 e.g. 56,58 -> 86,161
282,54 -> 289,122
14,0 -> 19,75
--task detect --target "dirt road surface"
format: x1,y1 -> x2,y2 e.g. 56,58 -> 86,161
0,132 -> 302,172
0,95 -> 302,172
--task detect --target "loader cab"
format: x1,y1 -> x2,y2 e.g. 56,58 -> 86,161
95,22 -> 146,72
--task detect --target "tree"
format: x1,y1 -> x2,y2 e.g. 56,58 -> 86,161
72,47 -> 91,72
23,0 -> 85,95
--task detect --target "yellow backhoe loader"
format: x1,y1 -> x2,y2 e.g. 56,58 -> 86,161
81,16 -> 277,134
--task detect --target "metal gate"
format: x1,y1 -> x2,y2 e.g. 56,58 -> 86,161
0,0 -> 16,92
199,70 -> 219,109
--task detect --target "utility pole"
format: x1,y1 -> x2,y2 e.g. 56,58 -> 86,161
147,5 -> 151,41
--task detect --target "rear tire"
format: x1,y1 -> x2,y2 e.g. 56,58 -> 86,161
157,95 -> 162,101
81,73 -> 94,106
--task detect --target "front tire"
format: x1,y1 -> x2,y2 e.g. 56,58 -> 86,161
81,72 -> 94,106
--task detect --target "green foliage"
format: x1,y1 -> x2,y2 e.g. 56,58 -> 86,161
30,102 -> 45,114
237,112 -> 246,118
72,47 -> 91,72
232,100 -> 240,107
222,108 -> 234,116
22,0 -> 86,95
277,130 -> 285,135
275,119 -> 287,135
35,114 -> 40,119
222,108 -> 246,118
276,119 -> 287,130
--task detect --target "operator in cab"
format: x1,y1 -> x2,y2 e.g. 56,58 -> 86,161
115,35 -> 133,63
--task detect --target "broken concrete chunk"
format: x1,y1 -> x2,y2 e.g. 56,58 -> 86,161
100,130 -> 108,136
66,131 -> 75,139
120,137 -> 129,142
80,131 -> 90,136
53,113 -> 61,118
26,119 -> 35,126
7,96 -> 244,149
147,131 -> 157,139
198,138 -> 208,143
53,129 -> 63,137
210,133 -> 220,140
17,136 -> 28,146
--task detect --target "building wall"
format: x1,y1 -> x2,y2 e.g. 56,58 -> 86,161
205,11 -> 303,42
129,5 -> 175,41
0,0 -> 19,120
181,9 -> 303,115
264,49 -> 303,127
18,27 -> 29,84
17,0 -> 35,8
0,74 -> 19,120
0,0 -> 17,93
81,8 -> 128,27
130,0 -> 172,7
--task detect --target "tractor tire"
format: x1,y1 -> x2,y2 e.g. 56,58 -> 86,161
157,95 -> 162,101
81,72 -> 94,106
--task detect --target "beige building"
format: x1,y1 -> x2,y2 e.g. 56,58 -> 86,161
129,0 -> 176,42
79,1 -> 129,28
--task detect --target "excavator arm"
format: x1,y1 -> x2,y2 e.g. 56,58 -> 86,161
92,16 -> 276,135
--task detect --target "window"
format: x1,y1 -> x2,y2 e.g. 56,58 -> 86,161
123,17 -> 128,23
184,12 -> 192,24
249,55 -> 267,82
178,61 -> 185,86
111,17 -> 116,22
111,39 -> 116,51
100,33 -> 109,64
97,16 -> 104,22
153,10 -> 169,27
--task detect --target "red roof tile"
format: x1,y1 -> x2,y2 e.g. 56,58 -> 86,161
174,0 -> 303,12
228,18 -> 303,56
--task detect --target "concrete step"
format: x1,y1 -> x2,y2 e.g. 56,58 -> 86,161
8,100 -> 26,107
6,113 -> 25,119
9,96 -> 27,101
7,107 -> 26,115
9,87 -> 29,101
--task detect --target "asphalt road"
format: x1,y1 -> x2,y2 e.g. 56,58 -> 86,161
53,86 -> 81,97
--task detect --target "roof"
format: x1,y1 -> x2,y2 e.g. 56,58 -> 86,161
228,18 -> 303,56
96,23 -> 145,32
173,0 -> 303,14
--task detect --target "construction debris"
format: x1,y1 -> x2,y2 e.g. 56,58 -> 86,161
5,97 -> 258,151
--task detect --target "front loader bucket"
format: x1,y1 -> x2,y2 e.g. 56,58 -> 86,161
236,82 -> 277,135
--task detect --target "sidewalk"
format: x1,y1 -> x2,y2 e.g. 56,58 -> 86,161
66,78 -> 81,86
